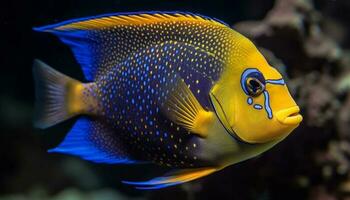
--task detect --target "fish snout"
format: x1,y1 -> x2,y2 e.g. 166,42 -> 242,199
275,106 -> 303,126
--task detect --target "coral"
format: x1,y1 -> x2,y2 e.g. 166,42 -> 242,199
230,0 -> 350,199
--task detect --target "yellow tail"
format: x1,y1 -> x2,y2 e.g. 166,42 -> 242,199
32,59 -> 91,129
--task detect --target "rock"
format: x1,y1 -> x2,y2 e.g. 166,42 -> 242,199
234,0 -> 343,74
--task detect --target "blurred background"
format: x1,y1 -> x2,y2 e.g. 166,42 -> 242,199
1,0 -> 350,199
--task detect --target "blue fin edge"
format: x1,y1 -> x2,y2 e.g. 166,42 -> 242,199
48,117 -> 136,164
121,170 -> 188,190
34,28 -> 95,80
122,180 -> 182,190
33,11 -> 229,32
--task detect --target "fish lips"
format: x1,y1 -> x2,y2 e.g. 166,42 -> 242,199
275,106 -> 303,126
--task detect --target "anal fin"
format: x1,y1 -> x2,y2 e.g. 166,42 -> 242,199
122,167 -> 217,189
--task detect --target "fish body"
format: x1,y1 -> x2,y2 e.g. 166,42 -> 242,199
33,12 -> 302,189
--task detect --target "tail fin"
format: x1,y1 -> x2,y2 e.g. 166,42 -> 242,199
33,59 -> 82,129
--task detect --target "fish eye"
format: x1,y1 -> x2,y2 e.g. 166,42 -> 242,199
241,69 -> 266,97
246,77 -> 265,96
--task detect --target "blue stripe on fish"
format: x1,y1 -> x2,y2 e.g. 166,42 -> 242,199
266,79 -> 285,85
240,68 -> 257,95
263,91 -> 273,119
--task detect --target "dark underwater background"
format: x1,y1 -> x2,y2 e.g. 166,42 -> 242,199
1,0 -> 350,199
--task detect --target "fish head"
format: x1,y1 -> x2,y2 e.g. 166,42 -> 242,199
210,45 -> 302,144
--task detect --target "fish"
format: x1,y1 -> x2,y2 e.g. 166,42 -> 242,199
33,11 -> 303,189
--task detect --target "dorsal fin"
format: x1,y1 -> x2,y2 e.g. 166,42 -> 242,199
33,12 -> 230,81
34,12 -> 228,31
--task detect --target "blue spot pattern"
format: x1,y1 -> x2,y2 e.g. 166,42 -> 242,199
247,97 -> 253,105
95,41 -> 224,167
34,12 -> 233,81
36,12 -> 238,168
253,104 -> 263,110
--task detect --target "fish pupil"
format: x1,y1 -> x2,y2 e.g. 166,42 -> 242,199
249,79 -> 260,90
246,77 -> 264,96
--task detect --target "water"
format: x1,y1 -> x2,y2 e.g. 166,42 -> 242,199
1,0 -> 349,199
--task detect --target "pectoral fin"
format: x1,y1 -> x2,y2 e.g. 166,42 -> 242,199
161,77 -> 214,138
122,167 -> 217,189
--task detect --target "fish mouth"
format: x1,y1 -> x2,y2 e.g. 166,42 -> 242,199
275,106 -> 303,125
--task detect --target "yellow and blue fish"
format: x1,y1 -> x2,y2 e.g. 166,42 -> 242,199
33,11 -> 303,189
